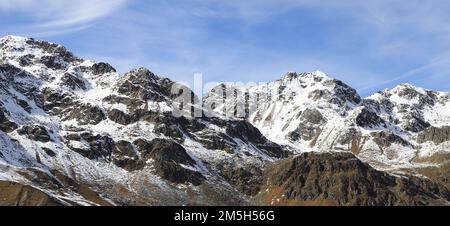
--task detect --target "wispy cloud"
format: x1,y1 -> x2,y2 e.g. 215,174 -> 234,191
0,0 -> 127,35
359,57 -> 450,92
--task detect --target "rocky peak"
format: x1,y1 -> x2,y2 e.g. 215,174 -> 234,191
116,67 -> 188,103
0,36 -> 80,68
124,67 -> 157,79
0,35 -> 28,49
281,70 -> 361,105
378,83 -> 440,104
280,70 -> 329,82
392,83 -> 425,95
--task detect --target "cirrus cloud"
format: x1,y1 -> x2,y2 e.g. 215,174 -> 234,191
0,0 -> 127,30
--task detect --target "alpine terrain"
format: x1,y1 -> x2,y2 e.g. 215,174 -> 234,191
0,35 -> 448,206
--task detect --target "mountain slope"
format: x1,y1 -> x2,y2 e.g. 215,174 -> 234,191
0,35 -> 448,206
254,152 -> 449,206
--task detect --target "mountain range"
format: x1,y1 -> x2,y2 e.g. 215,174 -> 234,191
0,35 -> 448,205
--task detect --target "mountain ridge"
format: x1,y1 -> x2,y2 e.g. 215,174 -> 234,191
0,35 -> 448,206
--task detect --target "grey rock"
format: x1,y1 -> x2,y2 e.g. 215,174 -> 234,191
91,62 -> 116,75
112,140 -> 144,171
60,73 -> 86,90
133,138 -> 205,186
107,109 -> 135,125
300,108 -> 324,124
64,103 -> 105,125
0,108 -> 17,132
356,108 -> 386,128
17,125 -> 52,142
417,126 -> 450,144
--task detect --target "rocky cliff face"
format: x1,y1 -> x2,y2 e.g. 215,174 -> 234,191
254,152 -> 449,206
0,35 -> 448,206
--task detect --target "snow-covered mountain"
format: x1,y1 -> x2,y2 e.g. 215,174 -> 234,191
204,71 -> 450,186
0,36 -> 448,205
0,35 -> 289,205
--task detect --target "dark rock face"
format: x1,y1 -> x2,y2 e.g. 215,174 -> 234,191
288,108 -> 326,142
337,128 -> 361,145
325,79 -> 362,105
0,108 -> 17,132
15,98 -> 32,113
42,147 -> 56,157
117,68 -> 167,101
64,134 -> 145,171
257,152 -> 449,206
60,73 -> 86,90
363,99 -> 393,114
371,131 -> 411,148
91,62 -> 116,75
64,132 -> 114,160
18,54 -> 34,67
153,123 -> 183,140
112,141 -> 144,171
25,38 -> 80,63
137,138 -> 195,166
133,111 -> 206,136
38,88 -> 74,114
402,115 -> 430,133
0,64 -> 31,81
79,133 -> 115,160
217,163 -> 263,196
17,125 -> 52,142
225,120 -> 263,143
38,55 -> 65,70
107,109 -> 134,125
300,108 -> 324,124
64,104 -> 105,125
225,120 -> 289,158
288,123 -> 321,142
192,132 -> 236,154
417,126 -> 450,144
356,108 -> 386,128
133,138 -> 205,186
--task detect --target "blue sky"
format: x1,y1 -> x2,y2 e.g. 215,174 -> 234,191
1,0 -> 450,96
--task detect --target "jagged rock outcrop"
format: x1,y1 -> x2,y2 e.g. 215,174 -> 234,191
371,131 -> 411,148
133,138 -> 205,186
64,132 -> 114,160
17,125 -> 52,142
91,62 -> 116,75
0,107 -> 17,132
417,126 -> 450,144
112,140 -> 144,171
255,152 -> 449,206
60,73 -> 86,90
356,108 -> 386,128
